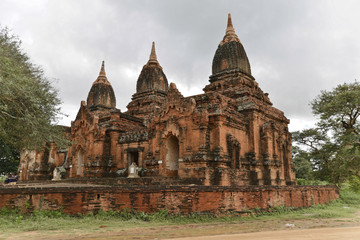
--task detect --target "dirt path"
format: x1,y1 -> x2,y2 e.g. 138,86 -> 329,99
4,221 -> 359,240
75,215 -> 360,240
169,226 -> 360,240
78,222 -> 360,240
2,214 -> 360,240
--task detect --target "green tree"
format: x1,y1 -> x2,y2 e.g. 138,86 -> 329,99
312,81 -> 360,135
0,27 -> 68,174
291,145 -> 313,180
0,138 -> 19,175
292,128 -> 338,182
293,81 -> 360,184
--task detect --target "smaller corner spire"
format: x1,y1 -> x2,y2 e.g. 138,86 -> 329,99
99,60 -> 106,76
148,41 -> 158,63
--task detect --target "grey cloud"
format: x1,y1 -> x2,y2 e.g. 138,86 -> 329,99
1,0 -> 359,131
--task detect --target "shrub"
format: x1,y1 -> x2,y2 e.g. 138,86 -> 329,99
32,209 -> 65,219
348,176 -> 360,193
297,178 -> 330,186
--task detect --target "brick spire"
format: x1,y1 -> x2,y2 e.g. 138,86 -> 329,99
148,41 -> 158,64
87,60 -> 116,109
133,42 -> 168,94
127,41 -> 169,116
211,14 -> 251,78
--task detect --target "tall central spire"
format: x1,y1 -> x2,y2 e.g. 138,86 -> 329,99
211,13 -> 252,78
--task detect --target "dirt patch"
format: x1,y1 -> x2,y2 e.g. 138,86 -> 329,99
83,219 -> 360,240
3,215 -> 359,240
169,226 -> 360,240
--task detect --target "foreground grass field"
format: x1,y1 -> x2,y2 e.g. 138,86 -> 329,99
1,186 -> 360,240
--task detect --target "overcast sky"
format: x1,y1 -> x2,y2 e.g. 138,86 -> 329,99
1,0 -> 359,131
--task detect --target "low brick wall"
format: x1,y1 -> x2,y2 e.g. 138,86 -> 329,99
0,185 -> 339,214
16,176 -> 201,186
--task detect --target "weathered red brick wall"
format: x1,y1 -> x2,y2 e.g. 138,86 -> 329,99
0,185 -> 338,214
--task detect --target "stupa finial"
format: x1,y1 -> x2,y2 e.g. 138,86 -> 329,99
99,60 -> 106,76
149,42 -> 158,63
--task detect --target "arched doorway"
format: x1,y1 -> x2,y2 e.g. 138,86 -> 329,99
166,135 -> 179,176
76,150 -> 84,176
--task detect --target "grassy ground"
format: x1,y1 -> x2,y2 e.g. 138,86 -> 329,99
1,187 -> 360,240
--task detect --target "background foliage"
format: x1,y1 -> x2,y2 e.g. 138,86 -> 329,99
0,27 -> 68,175
292,81 -> 360,185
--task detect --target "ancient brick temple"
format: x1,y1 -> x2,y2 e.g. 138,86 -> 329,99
19,14 -> 296,186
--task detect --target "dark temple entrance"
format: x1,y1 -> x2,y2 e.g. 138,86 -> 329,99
165,135 -> 179,176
